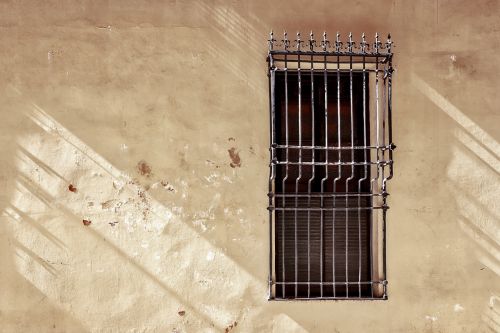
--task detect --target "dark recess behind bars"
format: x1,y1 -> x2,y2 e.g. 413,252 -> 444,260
274,71 -> 372,298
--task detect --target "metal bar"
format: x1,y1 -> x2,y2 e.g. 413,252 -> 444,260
273,296 -> 387,301
273,161 -> 392,166
267,31 -> 276,300
369,33 -> 381,299
272,68 -> 381,73
275,144 -> 392,150
270,50 -> 391,58
358,33 -> 368,298
272,297 -> 388,301
380,39 -> 388,299
306,31 -> 316,298
382,34 -> 394,300
269,207 -> 385,211
320,31 -> 329,298
332,32 -> 343,298
345,32 -> 355,298
281,30 -> 290,299
275,281 -> 385,285
294,32 -> 303,299
271,193 -> 384,198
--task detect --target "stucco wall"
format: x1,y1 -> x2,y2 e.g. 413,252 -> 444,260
1,1 -> 499,332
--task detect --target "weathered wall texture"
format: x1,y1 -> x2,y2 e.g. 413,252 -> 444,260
0,0 -> 499,332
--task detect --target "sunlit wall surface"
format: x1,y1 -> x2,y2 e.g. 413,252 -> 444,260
0,1 -> 499,332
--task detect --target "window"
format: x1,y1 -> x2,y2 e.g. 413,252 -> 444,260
267,31 -> 395,300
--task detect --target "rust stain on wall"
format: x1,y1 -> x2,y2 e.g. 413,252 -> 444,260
228,147 -> 241,168
136,160 -> 152,177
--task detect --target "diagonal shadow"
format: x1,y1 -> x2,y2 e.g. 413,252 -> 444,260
12,166 -> 223,330
414,74 -> 500,332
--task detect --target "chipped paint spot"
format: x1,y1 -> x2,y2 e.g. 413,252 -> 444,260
425,315 -> 438,322
454,304 -> 464,312
206,251 -> 215,261
204,172 -> 220,184
193,219 -> 208,232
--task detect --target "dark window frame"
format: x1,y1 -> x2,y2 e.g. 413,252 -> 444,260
267,31 -> 395,300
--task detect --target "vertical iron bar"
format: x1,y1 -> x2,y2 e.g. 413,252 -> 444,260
281,31 -> 289,298
369,33 -> 381,299
320,31 -> 329,298
268,31 -> 276,299
332,32 -> 342,298
358,33 -> 368,298
381,50 -> 388,298
306,31 -> 316,298
345,32 -> 355,298
294,32 -> 303,298
383,35 -> 394,298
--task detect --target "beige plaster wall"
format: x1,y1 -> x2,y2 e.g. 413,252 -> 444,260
0,0 -> 499,332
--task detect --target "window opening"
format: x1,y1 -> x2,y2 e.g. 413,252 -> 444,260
267,31 -> 395,300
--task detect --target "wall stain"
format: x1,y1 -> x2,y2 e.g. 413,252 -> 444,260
178,310 -> 185,316
228,147 -> 241,168
137,189 -> 151,221
224,321 -> 237,332
136,160 -> 152,177
160,180 -> 175,192
68,184 -> 77,193
82,219 -> 92,226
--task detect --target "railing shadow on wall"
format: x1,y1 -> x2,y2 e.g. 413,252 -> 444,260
1,85 -> 276,331
0,98 -> 89,332
413,74 -> 500,333
194,1 -> 267,95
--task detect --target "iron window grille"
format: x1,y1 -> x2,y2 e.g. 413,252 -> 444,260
267,31 -> 395,300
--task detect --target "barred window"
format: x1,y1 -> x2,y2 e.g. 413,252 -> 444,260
267,31 -> 395,300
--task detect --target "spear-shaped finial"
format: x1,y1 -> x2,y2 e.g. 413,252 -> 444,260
309,30 -> 315,51
374,32 -> 381,54
268,30 -> 275,51
360,32 -> 368,53
322,31 -> 329,51
386,33 -> 393,53
296,31 -> 302,51
335,32 -> 342,52
347,32 -> 355,53
283,30 -> 289,51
